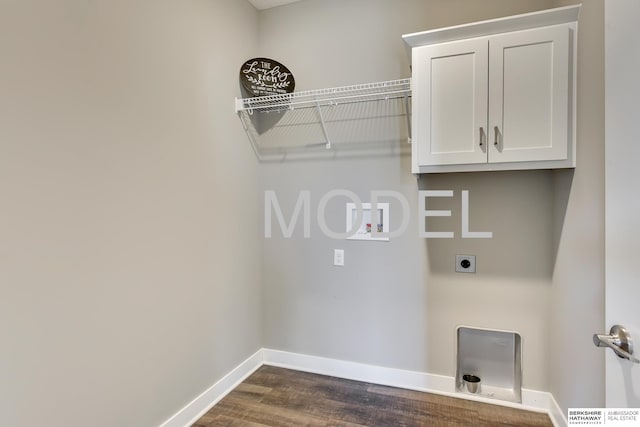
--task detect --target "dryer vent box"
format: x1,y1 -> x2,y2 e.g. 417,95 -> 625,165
456,326 -> 522,403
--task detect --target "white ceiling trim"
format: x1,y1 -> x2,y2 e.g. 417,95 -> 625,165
248,0 -> 302,10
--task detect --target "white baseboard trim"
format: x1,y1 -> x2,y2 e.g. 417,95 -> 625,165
262,349 -> 566,427
159,349 -> 263,427
159,348 -> 566,427
263,348 -> 452,394
547,393 -> 568,427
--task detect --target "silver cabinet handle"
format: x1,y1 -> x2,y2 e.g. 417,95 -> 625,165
593,325 -> 640,363
479,127 -> 485,147
494,126 -> 500,146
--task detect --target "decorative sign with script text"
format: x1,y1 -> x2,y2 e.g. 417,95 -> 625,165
239,57 -> 295,98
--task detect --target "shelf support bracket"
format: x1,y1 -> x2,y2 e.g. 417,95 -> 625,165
315,100 -> 332,149
404,92 -> 412,144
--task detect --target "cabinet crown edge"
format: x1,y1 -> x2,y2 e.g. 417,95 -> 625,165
402,4 -> 581,48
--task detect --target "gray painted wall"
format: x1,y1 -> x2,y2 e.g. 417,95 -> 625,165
549,0 -> 605,411
0,1 -> 605,424
0,1 -> 262,426
258,0 -> 606,410
258,0 -> 565,392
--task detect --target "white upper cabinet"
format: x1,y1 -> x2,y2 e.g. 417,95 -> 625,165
413,38 -> 488,167
404,5 -> 579,173
489,25 -> 570,164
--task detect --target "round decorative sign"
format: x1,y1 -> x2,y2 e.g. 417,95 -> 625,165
239,57 -> 295,98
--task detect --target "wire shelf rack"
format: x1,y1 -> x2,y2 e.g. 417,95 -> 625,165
235,78 -> 412,161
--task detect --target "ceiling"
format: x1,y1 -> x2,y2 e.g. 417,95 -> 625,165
248,0 -> 302,10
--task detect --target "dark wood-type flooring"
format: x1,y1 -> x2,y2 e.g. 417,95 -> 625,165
192,366 -> 553,426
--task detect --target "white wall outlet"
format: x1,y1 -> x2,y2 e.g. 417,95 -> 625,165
455,255 -> 476,273
334,249 -> 345,267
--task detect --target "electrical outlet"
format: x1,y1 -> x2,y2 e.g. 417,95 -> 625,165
334,249 -> 345,267
455,255 -> 476,273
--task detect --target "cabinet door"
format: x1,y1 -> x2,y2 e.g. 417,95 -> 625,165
412,38 -> 488,167
488,25 -> 571,163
